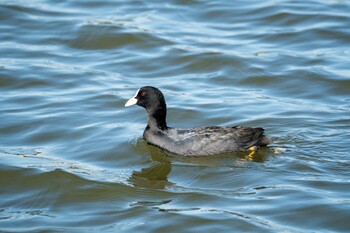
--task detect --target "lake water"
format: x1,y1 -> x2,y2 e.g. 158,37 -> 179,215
1,0 -> 350,232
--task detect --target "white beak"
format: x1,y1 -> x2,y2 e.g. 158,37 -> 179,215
125,88 -> 140,107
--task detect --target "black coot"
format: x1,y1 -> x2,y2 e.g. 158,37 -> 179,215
125,86 -> 273,156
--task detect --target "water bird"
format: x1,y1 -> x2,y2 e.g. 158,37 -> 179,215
125,86 -> 273,156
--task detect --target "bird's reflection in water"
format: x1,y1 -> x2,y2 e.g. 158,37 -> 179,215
129,140 -> 272,189
129,145 -> 173,189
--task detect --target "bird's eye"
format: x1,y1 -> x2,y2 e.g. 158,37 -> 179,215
140,91 -> 146,97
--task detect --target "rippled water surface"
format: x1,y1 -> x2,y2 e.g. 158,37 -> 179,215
1,0 -> 350,232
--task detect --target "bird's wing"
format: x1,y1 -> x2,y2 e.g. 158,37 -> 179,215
168,126 -> 265,156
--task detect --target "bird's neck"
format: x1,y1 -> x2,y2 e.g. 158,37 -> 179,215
146,105 -> 167,131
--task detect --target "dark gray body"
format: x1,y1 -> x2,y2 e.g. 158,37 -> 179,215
144,125 -> 271,156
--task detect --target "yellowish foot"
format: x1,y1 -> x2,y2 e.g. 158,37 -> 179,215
247,146 -> 258,158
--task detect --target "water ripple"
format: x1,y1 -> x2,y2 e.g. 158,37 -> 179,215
1,0 -> 350,232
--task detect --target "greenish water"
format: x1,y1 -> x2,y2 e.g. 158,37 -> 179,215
1,0 -> 350,232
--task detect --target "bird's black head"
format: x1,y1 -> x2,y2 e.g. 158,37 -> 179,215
125,86 -> 166,109
125,86 -> 167,130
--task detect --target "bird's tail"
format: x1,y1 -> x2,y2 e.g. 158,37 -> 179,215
258,135 -> 275,147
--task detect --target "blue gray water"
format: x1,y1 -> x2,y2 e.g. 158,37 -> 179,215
1,0 -> 350,232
